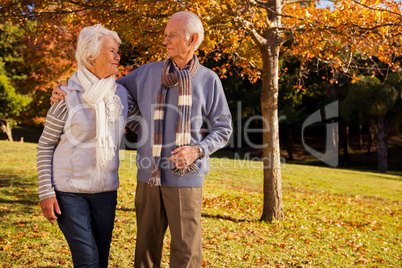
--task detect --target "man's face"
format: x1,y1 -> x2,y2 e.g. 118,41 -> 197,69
163,17 -> 193,64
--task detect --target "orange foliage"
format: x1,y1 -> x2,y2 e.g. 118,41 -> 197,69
0,0 -> 400,82
283,0 -> 402,76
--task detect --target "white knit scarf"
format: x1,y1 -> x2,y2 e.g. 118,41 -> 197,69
77,67 -> 123,168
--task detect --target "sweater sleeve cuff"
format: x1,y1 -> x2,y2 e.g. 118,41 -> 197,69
39,188 -> 56,202
196,143 -> 208,158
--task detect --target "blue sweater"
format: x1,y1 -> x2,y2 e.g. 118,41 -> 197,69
118,61 -> 232,187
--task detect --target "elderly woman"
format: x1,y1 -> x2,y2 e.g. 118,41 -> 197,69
37,24 -> 134,267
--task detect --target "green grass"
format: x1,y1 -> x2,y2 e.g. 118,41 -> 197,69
0,140 -> 401,267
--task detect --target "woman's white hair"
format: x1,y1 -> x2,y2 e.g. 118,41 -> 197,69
75,24 -> 121,69
170,11 -> 204,51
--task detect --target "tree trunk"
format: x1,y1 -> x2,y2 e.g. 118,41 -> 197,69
377,115 -> 387,172
0,120 -> 13,142
244,0 -> 284,222
260,33 -> 284,222
286,126 -> 294,161
341,120 -> 349,164
367,118 -> 375,154
358,120 -> 363,150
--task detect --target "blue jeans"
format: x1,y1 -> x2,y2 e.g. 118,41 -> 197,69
56,190 -> 117,268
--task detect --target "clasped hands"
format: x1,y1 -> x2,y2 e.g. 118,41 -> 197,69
169,146 -> 200,169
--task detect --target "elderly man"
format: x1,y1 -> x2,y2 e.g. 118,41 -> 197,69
52,11 -> 232,267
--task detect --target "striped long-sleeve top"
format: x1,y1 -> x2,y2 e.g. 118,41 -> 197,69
37,81 -> 139,201
37,101 -> 68,201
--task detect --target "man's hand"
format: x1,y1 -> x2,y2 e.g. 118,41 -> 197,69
169,146 -> 200,169
40,197 -> 61,225
50,81 -> 67,104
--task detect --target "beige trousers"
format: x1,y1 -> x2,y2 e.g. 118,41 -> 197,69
134,181 -> 203,268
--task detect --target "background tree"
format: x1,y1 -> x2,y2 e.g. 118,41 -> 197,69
0,2 -> 86,125
341,75 -> 399,172
278,54 -> 328,161
17,23 -> 77,125
0,62 -> 31,141
0,23 -> 31,141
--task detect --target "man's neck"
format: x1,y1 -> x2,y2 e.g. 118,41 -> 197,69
173,60 -> 188,70
172,54 -> 194,70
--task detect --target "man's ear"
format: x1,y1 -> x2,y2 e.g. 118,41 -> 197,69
190,33 -> 199,45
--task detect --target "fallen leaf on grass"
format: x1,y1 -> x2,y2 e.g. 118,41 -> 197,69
373,256 -> 383,263
57,249 -> 71,255
1,245 -> 11,251
274,243 -> 287,248
238,255 -> 248,261
355,257 -> 369,264
13,233 -> 25,239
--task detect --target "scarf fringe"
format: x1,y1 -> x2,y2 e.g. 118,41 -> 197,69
149,165 -> 162,186
171,163 -> 199,176
96,136 -> 116,168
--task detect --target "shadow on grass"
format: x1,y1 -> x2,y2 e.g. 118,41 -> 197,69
0,196 -> 37,206
116,207 -> 136,212
201,213 -> 258,223
0,173 -> 37,188
115,207 -> 257,223
0,172 -> 39,215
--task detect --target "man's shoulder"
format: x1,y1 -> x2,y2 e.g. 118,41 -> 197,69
195,64 -> 220,83
118,61 -> 163,84
144,61 -> 164,68
116,83 -> 128,97
197,64 -> 219,78
63,73 -> 83,93
130,61 -> 164,76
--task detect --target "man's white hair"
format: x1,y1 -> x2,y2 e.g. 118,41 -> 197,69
75,24 -> 121,69
170,11 -> 204,51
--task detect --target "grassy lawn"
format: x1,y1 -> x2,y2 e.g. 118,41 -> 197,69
0,140 -> 401,267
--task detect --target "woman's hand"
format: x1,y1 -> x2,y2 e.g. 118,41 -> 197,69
40,197 -> 61,225
50,82 -> 67,104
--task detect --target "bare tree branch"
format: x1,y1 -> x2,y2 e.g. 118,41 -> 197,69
283,0 -> 317,6
249,0 -> 270,9
238,17 -> 268,48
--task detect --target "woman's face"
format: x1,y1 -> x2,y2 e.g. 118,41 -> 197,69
89,38 -> 120,79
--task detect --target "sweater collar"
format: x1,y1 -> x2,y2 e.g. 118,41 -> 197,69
66,71 -> 85,92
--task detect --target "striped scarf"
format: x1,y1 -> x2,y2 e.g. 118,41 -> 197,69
149,54 -> 199,186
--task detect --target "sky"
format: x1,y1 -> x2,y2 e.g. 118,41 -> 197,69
315,0 -> 334,9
